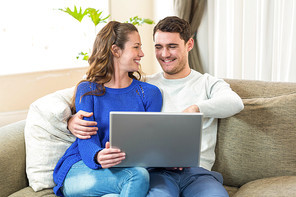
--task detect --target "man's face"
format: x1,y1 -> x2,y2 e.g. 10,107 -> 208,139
154,31 -> 193,79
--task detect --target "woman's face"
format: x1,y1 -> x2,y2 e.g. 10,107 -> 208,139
117,31 -> 144,73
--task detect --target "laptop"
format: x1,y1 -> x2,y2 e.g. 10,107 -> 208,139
109,111 -> 203,167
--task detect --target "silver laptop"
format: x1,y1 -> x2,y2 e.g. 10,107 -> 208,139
109,111 -> 203,167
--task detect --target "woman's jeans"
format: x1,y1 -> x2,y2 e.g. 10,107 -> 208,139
62,160 -> 149,197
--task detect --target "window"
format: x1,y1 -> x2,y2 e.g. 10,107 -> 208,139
0,0 -> 109,75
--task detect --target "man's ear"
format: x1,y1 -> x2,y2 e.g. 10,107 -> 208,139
111,44 -> 121,57
186,38 -> 194,52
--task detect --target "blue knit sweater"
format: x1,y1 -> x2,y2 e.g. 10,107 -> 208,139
53,79 -> 162,196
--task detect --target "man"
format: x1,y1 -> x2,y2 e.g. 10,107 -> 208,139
68,16 -> 244,196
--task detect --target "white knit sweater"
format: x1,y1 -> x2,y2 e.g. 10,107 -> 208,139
147,69 -> 244,170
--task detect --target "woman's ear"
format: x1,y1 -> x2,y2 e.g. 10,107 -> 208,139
111,44 -> 121,57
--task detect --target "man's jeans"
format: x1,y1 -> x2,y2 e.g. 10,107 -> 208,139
147,167 -> 229,197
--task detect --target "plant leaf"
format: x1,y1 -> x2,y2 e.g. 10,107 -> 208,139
125,16 -> 154,26
86,8 -> 110,26
143,18 -> 154,24
77,52 -> 89,61
59,6 -> 88,22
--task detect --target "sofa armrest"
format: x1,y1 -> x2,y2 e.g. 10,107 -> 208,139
0,120 -> 28,197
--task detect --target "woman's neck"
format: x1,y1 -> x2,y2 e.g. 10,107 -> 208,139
105,73 -> 133,88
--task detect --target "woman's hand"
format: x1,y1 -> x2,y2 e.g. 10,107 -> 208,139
97,142 -> 126,168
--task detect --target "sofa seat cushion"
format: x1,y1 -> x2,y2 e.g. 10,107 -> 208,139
224,185 -> 238,197
233,176 -> 296,197
8,187 -> 55,197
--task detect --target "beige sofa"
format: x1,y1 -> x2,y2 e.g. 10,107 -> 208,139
1,79 -> 296,197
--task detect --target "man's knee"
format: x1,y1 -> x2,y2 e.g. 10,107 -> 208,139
195,187 -> 229,197
182,173 -> 228,197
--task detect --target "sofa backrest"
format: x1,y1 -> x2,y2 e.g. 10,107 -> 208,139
0,120 -> 28,197
213,79 -> 296,187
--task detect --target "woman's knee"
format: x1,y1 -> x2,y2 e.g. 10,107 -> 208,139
128,167 -> 149,179
124,167 -> 150,184
101,194 -> 120,197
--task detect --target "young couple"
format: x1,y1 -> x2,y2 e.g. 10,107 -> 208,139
53,16 -> 244,197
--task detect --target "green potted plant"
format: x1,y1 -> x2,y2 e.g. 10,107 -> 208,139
59,6 -> 154,61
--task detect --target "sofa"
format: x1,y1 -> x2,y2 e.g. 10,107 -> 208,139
0,79 -> 296,197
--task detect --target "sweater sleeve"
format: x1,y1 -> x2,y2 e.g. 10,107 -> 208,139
197,75 -> 244,118
75,82 -> 102,169
143,84 -> 163,112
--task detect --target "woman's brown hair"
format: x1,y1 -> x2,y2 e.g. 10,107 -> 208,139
71,21 -> 142,113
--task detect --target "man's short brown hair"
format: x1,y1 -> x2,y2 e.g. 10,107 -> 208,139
153,16 -> 192,43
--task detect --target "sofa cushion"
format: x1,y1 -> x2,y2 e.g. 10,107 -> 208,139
24,87 -> 75,191
233,176 -> 296,197
213,93 -> 296,187
224,79 -> 296,99
224,185 -> 238,197
8,187 -> 55,197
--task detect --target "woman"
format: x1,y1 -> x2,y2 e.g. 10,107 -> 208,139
53,21 -> 162,197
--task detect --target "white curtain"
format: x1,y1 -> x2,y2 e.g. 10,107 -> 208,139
198,0 -> 296,82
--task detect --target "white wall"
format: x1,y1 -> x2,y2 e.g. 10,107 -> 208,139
109,0 -> 156,75
0,0 -> 176,127
0,67 -> 87,127
0,0 -> 109,76
0,0 -> 175,76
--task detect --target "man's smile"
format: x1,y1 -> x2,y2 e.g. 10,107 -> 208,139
161,58 -> 176,64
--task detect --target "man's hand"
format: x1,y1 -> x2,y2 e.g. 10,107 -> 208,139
97,142 -> 126,168
68,110 -> 98,139
182,105 -> 200,113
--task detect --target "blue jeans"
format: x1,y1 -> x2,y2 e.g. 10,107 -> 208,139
62,160 -> 149,197
147,167 -> 229,197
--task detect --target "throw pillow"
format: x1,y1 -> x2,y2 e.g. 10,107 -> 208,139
24,87 -> 75,191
